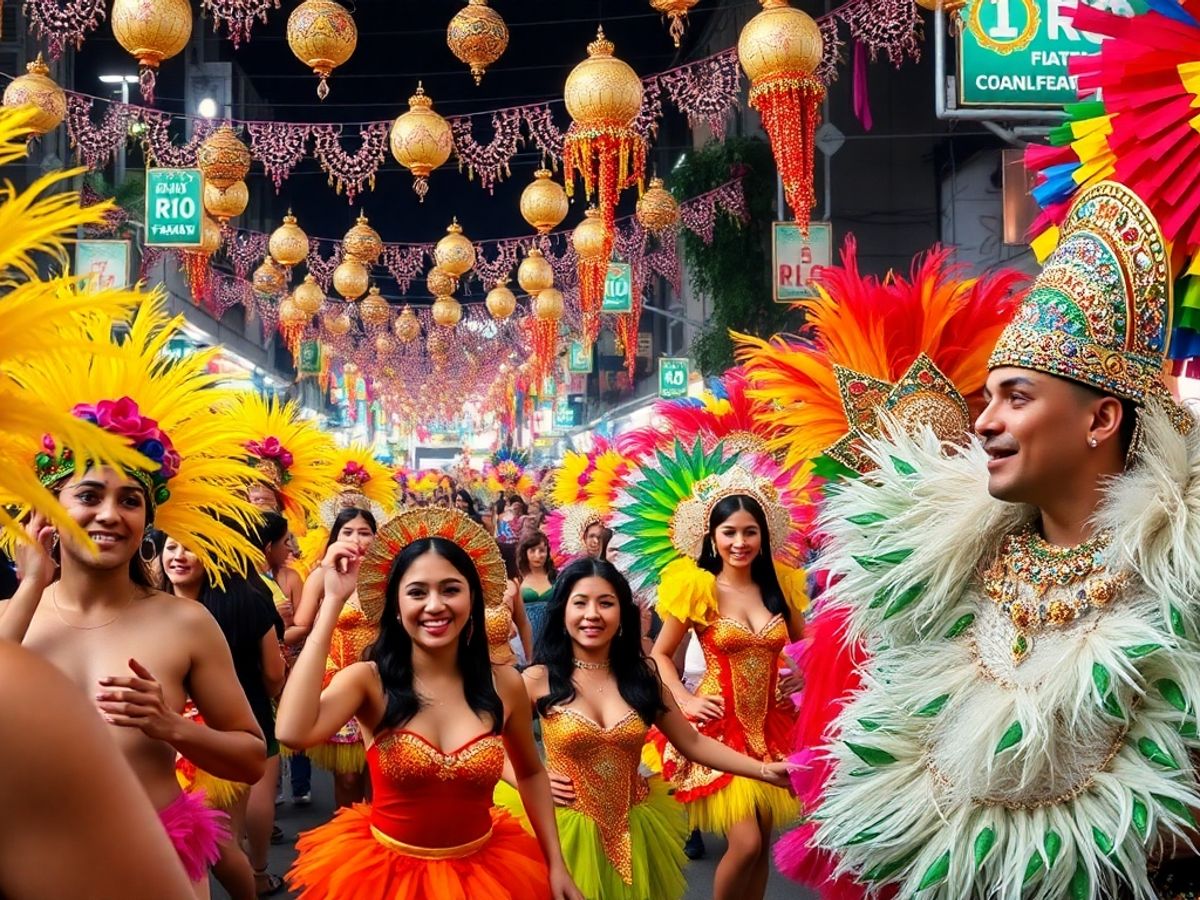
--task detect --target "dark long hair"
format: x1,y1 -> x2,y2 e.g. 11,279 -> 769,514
516,532 -> 556,581
365,537 -> 503,734
454,489 -> 483,524
534,558 -> 665,725
325,507 -> 378,553
697,494 -> 787,616
250,511 -> 289,551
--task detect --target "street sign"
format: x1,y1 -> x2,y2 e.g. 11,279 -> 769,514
298,340 -> 322,376
658,357 -> 689,400
74,239 -> 130,291
602,262 -> 633,313
144,167 -> 204,247
773,221 -> 832,302
554,402 -> 577,430
957,0 -> 1138,108
567,340 -> 594,374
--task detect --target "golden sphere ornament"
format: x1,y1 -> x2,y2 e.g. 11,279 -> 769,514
635,176 -> 679,232
252,257 -> 287,295
269,210 -> 310,268
650,0 -> 700,47
203,180 -> 249,223
433,219 -> 476,278
520,168 -> 569,235
287,0 -> 357,100
426,266 -> 457,299
485,280 -> 517,320
2,54 -> 66,136
293,274 -> 326,315
359,285 -> 391,328
393,305 -> 421,342
517,247 -> 554,295
572,206 -> 609,260
279,296 -> 306,327
197,124 -> 252,190
564,27 -> 644,130
375,332 -> 396,354
389,83 -> 453,202
343,211 -> 382,264
198,214 -> 223,257
446,0 -> 509,86
534,288 -> 564,321
431,295 -> 463,328
324,308 -> 352,336
112,0 -> 192,103
332,257 -> 369,301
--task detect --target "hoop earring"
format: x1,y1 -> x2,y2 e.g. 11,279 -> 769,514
139,529 -> 157,564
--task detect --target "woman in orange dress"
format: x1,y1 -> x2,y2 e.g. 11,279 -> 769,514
277,508 -> 582,900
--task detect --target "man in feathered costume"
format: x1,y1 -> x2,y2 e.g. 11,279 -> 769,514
805,181 -> 1200,899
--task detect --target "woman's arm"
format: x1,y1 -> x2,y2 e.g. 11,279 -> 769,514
650,615 -> 724,724
511,587 -> 534,662
0,516 -> 56,643
260,629 -> 286,699
278,567 -> 308,646
290,567 -> 325,637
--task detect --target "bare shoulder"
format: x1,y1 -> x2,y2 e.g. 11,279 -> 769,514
142,590 -> 214,626
492,663 -> 526,703
521,664 -> 548,689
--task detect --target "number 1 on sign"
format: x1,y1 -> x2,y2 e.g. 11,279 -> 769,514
988,0 -> 1019,37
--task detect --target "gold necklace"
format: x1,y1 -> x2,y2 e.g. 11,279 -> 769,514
50,584 -> 135,631
572,658 -> 610,670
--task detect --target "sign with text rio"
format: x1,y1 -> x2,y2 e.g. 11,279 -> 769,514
658,357 -> 690,400
145,168 -> 204,247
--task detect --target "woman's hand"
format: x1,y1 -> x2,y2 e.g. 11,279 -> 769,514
14,514 -> 57,592
677,692 -> 725,725
547,770 -> 576,807
96,658 -> 184,743
320,541 -> 363,608
759,760 -> 796,790
549,862 -> 585,900
777,669 -> 805,699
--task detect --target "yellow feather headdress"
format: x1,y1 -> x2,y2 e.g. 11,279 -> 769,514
320,443 -> 396,525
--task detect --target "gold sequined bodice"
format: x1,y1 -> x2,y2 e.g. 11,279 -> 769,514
542,707 -> 650,883
485,603 -> 516,665
695,615 -> 787,757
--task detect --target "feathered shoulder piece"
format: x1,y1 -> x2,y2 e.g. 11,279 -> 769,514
657,558 -> 718,625
775,562 -> 810,617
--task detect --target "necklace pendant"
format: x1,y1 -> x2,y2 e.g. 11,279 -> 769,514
1012,632 -> 1030,664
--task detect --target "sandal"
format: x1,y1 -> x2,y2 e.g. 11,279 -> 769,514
270,824 -> 287,845
254,868 -> 284,897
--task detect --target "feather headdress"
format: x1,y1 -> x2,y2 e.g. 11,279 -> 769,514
485,446 -> 534,498
652,369 -> 784,460
321,444 -> 395,524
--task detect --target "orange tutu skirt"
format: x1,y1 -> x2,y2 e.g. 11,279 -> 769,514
287,803 -> 551,900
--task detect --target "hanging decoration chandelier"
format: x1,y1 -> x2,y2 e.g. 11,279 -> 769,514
268,210 -> 310,268
528,286 -> 564,387
520,167 -> 570,235
181,215 -> 222,302
286,0 -> 357,100
426,266 -> 457,299
390,84 -> 454,201
197,124 -> 252,190
486,279 -> 517,320
359,285 -> 391,328
432,295 -> 464,328
111,0 -> 192,103
517,247 -> 555,296
203,180 -> 249,225
343,211 -> 383,264
572,206 -> 609,348
446,0 -> 509,86
738,0 -> 824,231
278,295 -> 308,353
649,0 -> 700,48
333,256 -> 369,300
252,256 -> 287,296
393,305 -> 421,342
293,273 -> 326,316
2,54 -> 67,136
635,176 -> 679,233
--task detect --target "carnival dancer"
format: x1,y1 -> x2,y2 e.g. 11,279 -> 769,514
497,532 -> 552,664
607,439 -> 812,900
276,508 -> 584,900
807,182 -> 1200,899
0,299 -> 269,897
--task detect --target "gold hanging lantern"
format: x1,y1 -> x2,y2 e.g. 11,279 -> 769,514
389,83 -> 454,202
433,218 -> 476,278
915,0 -> 966,11
534,287 -> 564,322
360,285 -> 391,328
279,295 -> 307,354
485,279 -> 517,320
739,0 -> 824,231
203,180 -> 249,223
252,256 -> 287,295
519,168 -> 569,235
324,308 -> 353,336
198,214 -> 223,257
287,0 -> 358,100
293,274 -> 326,315
332,256 -> 369,300
635,176 -> 679,233
269,210 -> 310,268
572,206 -> 608,347
393,305 -> 421,342
2,54 -> 67,136
649,0 -> 700,47
572,206 -> 609,260
112,0 -> 192,103
197,124 -> 251,191
517,247 -> 554,295
426,266 -> 457,299
446,0 -> 509,86
431,295 -> 463,328
180,214 -> 222,301
343,211 -> 382,264
375,332 -> 396,354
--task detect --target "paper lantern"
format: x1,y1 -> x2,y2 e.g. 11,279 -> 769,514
252,257 -> 287,295
390,83 -> 453,201
293,274 -> 326,315
520,168 -> 570,235
112,0 -> 192,103
333,257 -> 369,300
393,305 -> 420,342
287,0 -> 358,100
359,285 -> 391,327
517,247 -> 554,295
447,0 -> 508,85
635,176 -> 679,233
2,54 -> 66,136
197,124 -> 252,191
203,180 -> 249,223
431,295 -> 463,328
534,287 -> 564,321
343,211 -> 382,264
485,280 -> 517,320
324,308 -> 353,335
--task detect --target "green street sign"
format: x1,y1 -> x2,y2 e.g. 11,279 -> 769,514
602,262 -> 633,313
554,402 -> 577,430
298,340 -> 322,376
567,340 -> 594,374
145,168 -> 204,247
957,0 -> 1138,108
658,357 -> 689,400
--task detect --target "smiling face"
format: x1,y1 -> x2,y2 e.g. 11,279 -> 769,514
711,508 -> 761,571
337,514 -> 376,554
396,549 -> 474,651
162,537 -> 203,592
56,467 -> 149,570
564,575 -> 620,654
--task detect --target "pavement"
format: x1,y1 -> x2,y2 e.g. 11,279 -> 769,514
212,764 -> 815,900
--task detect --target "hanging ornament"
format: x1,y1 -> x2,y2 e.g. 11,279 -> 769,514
203,180 -> 249,224
324,307 -> 352,335
393,305 -> 421,342
533,287 -> 564,322
333,256 -> 369,300
343,211 -> 382,264
433,218 -> 476,278
649,0 -> 700,48
529,286 -> 564,386
293,273 -> 326,315
111,0 -> 192,104
279,296 -> 307,352
572,206 -> 609,348
197,124 -> 252,190
562,27 -> 647,233
389,83 -> 453,202
181,215 -> 222,302
269,210 -> 310,268
286,0 -> 357,100
519,168 -> 569,235
427,327 -> 451,363
252,256 -> 287,296
375,332 -> 396,354
432,295 -> 463,328
517,247 -> 554,295
738,0 -> 824,231
426,266 -> 457,299
486,279 -> 517,320
635,176 -> 679,233
360,285 -> 391,328
446,0 -> 509,86
2,54 -> 67,137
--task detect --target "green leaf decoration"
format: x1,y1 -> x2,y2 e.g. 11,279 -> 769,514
1022,851 -> 1044,884
1123,643 -> 1162,659
869,586 -> 891,610
883,582 -> 925,620
1044,831 -> 1062,868
1070,862 -> 1090,900
916,851 -> 951,891
1137,737 -> 1179,769
847,829 -> 881,846
1170,604 -> 1187,638
1153,793 -> 1198,828
889,455 -> 916,476
812,455 -> 859,483
847,511 -> 888,526
945,614 -> 975,640
995,721 -> 1024,755
845,742 -> 897,767
973,827 -> 996,867
1092,663 -> 1111,698
1102,692 -> 1124,720
1156,679 -> 1189,713
1178,719 -> 1198,740
914,694 -> 951,718
1132,798 -> 1148,839
863,850 -> 917,882
858,718 -> 882,732
1092,827 -> 1114,857
848,768 -> 875,778
853,548 -> 915,571
1022,831 -> 1062,884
